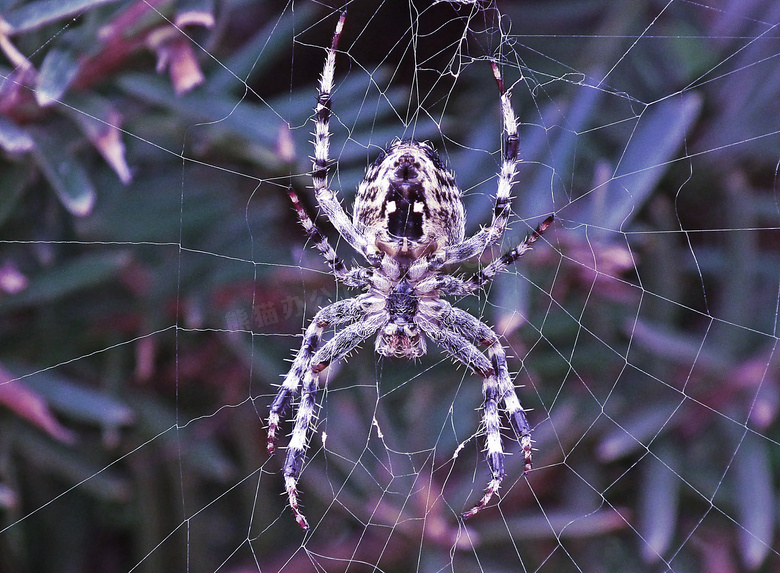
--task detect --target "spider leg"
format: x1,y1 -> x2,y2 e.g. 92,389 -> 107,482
471,214 -> 554,288
267,296 -> 368,454
419,215 -> 553,297
417,306 -> 531,519
312,12 -> 379,266
288,188 -> 372,288
281,312 -> 384,530
438,62 -> 520,267
437,304 -> 533,467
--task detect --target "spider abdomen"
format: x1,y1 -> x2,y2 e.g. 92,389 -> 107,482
353,140 -> 465,260
387,176 -> 426,241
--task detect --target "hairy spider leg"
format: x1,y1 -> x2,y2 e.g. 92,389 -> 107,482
267,297 -> 368,454
422,301 -> 533,518
287,188 -> 372,289
438,305 -> 533,457
471,214 -> 555,288
415,316 -> 510,518
283,314 -> 384,529
439,61 -> 520,266
423,215 -> 554,298
311,11 -> 379,266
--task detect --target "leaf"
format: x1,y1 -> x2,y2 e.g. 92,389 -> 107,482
174,0 -> 215,29
0,115 -> 34,153
4,0 -> 120,34
735,433 -> 774,570
0,261 -> 28,294
62,92 -> 132,183
0,251 -> 130,313
0,365 -> 76,443
15,367 -> 135,428
596,405 -> 678,462
36,47 -> 80,106
147,27 -> 205,96
625,319 -> 731,374
638,444 -> 680,562
527,76 -> 603,217
116,72 -> 283,149
0,483 -> 15,510
29,128 -> 97,216
599,92 -> 702,231
0,161 -> 31,227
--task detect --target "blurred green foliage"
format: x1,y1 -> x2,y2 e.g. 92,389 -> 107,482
0,1 -> 779,572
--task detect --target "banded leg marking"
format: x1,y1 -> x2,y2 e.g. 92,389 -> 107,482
267,297 -> 366,453
424,303 -> 534,519
287,188 -> 372,288
310,12 -> 375,263
439,61 -> 520,267
281,315 -> 383,529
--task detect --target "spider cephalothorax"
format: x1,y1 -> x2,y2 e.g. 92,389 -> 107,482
267,12 -> 553,530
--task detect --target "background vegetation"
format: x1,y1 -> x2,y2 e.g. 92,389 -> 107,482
0,0 -> 778,572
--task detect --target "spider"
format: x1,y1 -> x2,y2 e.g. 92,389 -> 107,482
267,12 -> 553,530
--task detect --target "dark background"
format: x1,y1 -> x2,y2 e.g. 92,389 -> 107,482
0,1 -> 778,571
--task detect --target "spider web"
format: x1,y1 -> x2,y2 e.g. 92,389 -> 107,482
0,1 -> 779,572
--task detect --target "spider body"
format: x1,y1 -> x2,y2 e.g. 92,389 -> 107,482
267,12 -> 553,530
379,280 -> 425,358
353,140 -> 465,260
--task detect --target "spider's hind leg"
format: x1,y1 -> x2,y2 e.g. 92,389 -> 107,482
310,11 -> 377,265
462,360 -> 507,520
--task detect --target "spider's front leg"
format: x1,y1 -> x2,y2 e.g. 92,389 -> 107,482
277,311 -> 384,529
418,306 -> 532,519
267,297 -> 368,454
472,214 -> 554,289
